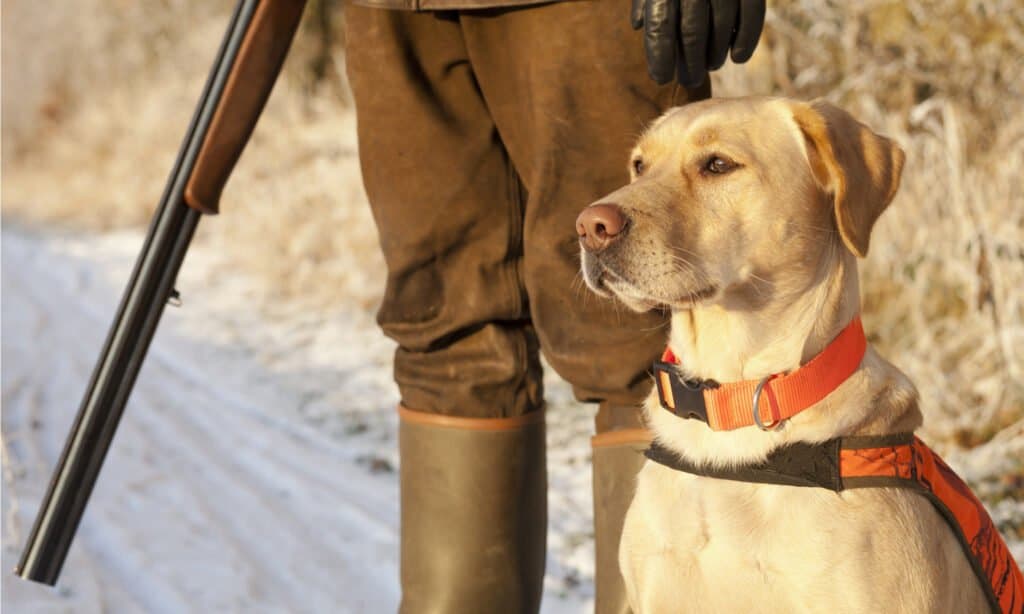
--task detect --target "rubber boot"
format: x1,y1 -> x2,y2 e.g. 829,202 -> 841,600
591,424 -> 651,614
398,405 -> 547,614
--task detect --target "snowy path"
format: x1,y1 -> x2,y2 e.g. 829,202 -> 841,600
1,227 -> 593,613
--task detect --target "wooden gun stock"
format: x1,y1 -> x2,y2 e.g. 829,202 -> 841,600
185,0 -> 305,214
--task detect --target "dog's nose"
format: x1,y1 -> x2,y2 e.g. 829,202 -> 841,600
576,204 -> 627,253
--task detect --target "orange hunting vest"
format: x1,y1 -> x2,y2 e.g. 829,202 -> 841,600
645,434 -> 1024,613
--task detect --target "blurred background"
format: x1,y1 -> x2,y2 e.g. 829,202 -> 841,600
2,0 -> 1022,605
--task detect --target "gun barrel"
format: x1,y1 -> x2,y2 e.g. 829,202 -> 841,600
15,0 -> 306,585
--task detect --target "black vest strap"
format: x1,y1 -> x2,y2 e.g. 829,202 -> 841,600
644,439 -> 843,490
644,433 -> 916,492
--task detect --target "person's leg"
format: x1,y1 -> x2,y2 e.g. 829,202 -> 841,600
344,8 -> 545,612
345,7 -> 540,420
461,4 -> 708,409
461,6 -> 709,612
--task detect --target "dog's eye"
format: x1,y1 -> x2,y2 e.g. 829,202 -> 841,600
632,157 -> 645,176
704,156 -> 737,175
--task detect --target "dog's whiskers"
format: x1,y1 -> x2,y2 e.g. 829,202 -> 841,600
668,244 -> 702,259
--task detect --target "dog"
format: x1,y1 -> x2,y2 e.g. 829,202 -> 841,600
576,97 -> 1014,613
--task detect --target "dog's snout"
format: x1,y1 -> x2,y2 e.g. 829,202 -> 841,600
576,204 -> 627,253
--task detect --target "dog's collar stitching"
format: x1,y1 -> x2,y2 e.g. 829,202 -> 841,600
654,316 -> 867,431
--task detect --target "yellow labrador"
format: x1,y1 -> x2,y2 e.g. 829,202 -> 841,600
577,97 -> 992,613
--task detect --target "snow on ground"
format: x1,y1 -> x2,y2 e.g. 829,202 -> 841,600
1,225 -> 596,613
2,223 -> 1020,613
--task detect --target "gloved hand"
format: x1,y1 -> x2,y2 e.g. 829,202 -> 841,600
631,0 -> 766,88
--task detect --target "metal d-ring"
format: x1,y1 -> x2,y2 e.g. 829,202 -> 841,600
752,376 -> 784,431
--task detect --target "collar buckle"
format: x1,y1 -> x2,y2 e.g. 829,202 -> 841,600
653,361 -> 717,423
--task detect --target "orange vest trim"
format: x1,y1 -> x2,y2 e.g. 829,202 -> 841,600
644,435 -> 1024,614
840,437 -> 1024,614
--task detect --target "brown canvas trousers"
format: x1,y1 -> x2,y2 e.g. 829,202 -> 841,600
344,2 -> 709,421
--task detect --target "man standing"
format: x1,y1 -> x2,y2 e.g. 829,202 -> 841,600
343,1 -> 764,611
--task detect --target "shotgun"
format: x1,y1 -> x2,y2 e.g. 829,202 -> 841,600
15,0 -> 308,585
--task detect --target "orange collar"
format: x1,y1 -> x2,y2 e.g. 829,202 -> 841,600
654,317 -> 867,431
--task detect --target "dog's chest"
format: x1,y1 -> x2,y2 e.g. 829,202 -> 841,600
639,468 -> 839,568
624,462 -> 917,612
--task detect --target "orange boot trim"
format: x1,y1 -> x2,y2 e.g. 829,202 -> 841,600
397,404 -> 543,432
591,428 -> 653,448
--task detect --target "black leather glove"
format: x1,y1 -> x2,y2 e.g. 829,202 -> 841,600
631,0 -> 766,88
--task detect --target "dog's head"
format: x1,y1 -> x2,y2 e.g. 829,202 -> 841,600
577,97 -> 905,313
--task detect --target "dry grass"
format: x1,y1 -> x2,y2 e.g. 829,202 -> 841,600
3,0 -> 1022,455
1,0 -> 378,308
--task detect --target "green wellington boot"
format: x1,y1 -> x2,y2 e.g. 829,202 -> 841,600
591,428 -> 651,614
397,405 -> 547,614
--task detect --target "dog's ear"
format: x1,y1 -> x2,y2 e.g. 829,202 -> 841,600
791,99 -> 905,257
